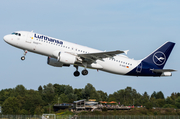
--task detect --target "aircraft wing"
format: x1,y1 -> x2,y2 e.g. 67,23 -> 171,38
151,69 -> 176,73
78,50 -> 128,62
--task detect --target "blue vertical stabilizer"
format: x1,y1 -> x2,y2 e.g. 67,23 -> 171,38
126,41 -> 175,76
142,41 -> 175,69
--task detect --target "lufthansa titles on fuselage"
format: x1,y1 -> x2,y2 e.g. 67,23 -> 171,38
34,34 -> 63,45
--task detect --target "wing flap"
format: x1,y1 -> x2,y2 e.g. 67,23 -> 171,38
78,50 -> 127,62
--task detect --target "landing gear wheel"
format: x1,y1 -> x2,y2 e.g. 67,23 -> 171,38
21,50 -> 27,61
82,69 -> 88,76
21,56 -> 25,60
74,71 -> 80,77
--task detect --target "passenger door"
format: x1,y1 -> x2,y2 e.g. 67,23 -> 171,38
26,32 -> 33,43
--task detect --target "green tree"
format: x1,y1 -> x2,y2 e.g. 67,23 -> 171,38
38,85 -> 43,94
82,83 -> 95,99
143,92 -> 149,99
150,97 -> 158,107
108,94 -> 116,102
175,97 -> 180,109
108,87 -> 140,106
156,91 -> 165,99
137,92 -> 149,106
90,90 -> 101,101
23,90 -> 44,115
34,106 -> 44,115
19,109 -> 28,115
151,91 -> 157,99
67,93 -> 77,103
74,88 -> 83,100
97,90 -> 108,101
0,89 -> 12,105
163,104 -> 177,108
11,85 -> 26,97
171,93 -> 176,100
59,93 -> 69,103
112,89 -> 126,105
43,83 -> 55,104
156,99 -> 165,107
53,84 -> 66,96
145,102 -> 153,109
2,97 -> 20,114
64,85 -> 74,95
81,83 -> 101,101
166,96 -> 174,105
52,94 -> 59,104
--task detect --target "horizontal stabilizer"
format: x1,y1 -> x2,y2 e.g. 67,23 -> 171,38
150,69 -> 176,73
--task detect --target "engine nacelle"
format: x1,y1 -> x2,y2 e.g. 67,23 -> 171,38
47,57 -> 70,67
161,72 -> 172,76
58,52 -> 77,64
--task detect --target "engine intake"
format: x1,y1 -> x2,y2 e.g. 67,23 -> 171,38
57,52 -> 77,64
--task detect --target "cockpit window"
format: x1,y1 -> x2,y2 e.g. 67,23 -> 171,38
12,32 -> 21,36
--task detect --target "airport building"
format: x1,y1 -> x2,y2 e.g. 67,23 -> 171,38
53,99 -> 130,112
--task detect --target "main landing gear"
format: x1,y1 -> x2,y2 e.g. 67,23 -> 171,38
73,65 -> 88,77
74,65 -> 80,77
21,50 -> 27,61
82,69 -> 88,75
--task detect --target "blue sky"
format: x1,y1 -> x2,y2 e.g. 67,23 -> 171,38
0,0 -> 179,97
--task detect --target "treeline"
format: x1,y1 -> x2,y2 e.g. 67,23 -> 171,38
0,83 -> 180,115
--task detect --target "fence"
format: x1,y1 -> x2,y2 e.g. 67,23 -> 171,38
0,115 -> 42,119
77,115 -> 180,119
0,115 -> 180,119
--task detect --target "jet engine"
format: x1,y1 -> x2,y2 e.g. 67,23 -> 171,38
47,57 -> 70,67
58,52 -> 77,64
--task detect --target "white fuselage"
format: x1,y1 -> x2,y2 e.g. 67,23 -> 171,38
3,31 -> 141,76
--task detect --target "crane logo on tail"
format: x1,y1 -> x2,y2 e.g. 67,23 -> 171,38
153,51 -> 166,66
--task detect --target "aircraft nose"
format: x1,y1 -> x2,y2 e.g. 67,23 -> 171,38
3,35 -> 10,43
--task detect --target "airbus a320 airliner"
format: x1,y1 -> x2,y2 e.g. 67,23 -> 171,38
3,31 -> 176,77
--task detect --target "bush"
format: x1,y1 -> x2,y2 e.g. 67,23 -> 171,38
163,104 -> 177,109
140,109 -> 148,115
80,111 -> 88,115
145,102 -> 153,110
91,111 -> 101,115
154,111 -> 158,115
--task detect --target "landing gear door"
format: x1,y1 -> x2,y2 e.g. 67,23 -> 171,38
26,32 -> 33,43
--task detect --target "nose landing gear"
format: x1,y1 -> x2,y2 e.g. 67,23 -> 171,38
21,50 -> 27,61
21,56 -> 25,60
